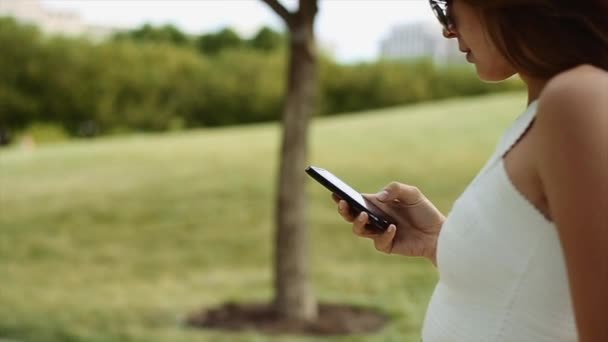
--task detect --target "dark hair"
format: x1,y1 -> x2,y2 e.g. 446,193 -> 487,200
461,0 -> 608,79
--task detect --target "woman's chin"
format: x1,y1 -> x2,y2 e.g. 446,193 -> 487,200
476,66 -> 517,83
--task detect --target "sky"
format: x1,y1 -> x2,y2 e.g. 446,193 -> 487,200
41,0 -> 439,63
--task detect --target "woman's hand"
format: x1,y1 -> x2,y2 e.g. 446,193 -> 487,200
333,182 -> 445,265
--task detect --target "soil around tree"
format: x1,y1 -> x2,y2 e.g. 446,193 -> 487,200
186,302 -> 390,336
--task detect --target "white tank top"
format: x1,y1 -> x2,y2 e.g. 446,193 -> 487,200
421,100 -> 578,341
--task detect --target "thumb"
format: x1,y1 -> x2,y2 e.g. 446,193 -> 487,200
377,182 -> 423,205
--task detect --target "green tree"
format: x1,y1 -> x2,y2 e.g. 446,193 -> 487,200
114,23 -> 190,45
0,18 -> 43,137
249,26 -> 285,51
197,27 -> 243,55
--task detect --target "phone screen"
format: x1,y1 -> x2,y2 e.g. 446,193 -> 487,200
306,165 -> 392,230
312,167 -> 369,210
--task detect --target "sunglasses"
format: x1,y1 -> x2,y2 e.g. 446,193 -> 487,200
429,0 -> 455,34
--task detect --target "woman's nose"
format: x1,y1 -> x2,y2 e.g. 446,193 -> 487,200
443,25 -> 458,38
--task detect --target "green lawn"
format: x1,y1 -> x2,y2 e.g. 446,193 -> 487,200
0,92 -> 528,342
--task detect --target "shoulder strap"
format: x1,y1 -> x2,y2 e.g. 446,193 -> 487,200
495,100 -> 539,159
467,100 -> 540,188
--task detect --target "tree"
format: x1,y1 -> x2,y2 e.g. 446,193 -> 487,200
0,18 -> 42,139
260,0 -> 319,321
113,23 -> 189,45
249,26 -> 285,52
197,27 -> 243,55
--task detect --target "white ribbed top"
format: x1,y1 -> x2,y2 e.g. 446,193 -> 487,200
421,101 -> 578,342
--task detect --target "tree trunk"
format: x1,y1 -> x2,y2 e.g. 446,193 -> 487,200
273,1 -> 318,321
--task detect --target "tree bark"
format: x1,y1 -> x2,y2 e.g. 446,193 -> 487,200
264,0 -> 319,321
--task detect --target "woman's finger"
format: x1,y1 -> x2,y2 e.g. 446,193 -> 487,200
338,200 -> 356,222
351,211 -> 369,235
331,193 -> 341,204
374,224 -> 397,253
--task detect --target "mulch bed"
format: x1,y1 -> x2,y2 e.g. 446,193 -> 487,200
186,302 -> 389,336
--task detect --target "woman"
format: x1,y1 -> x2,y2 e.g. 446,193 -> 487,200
333,0 -> 607,340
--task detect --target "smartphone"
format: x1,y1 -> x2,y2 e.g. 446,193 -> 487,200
305,165 -> 394,231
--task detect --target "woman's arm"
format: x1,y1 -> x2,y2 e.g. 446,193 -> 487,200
535,66 -> 608,342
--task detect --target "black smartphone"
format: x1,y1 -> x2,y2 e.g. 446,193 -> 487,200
305,165 -> 394,231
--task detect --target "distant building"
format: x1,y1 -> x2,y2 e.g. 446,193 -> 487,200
380,21 -> 464,65
0,0 -> 115,40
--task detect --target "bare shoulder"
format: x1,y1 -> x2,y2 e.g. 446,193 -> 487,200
538,65 -> 608,116
533,65 -> 607,177
536,65 -> 607,133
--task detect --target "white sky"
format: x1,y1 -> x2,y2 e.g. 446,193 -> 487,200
41,0 -> 438,63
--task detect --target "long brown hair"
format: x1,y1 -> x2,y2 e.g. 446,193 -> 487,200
461,0 -> 608,79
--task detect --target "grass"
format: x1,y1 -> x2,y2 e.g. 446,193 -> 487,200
0,92 -> 529,342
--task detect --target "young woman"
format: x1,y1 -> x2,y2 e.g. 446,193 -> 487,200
333,0 -> 607,340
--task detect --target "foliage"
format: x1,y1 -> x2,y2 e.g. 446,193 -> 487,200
0,18 -> 43,131
319,58 -> 523,116
113,23 -> 191,45
0,18 -> 524,142
197,27 -> 244,55
248,26 -> 285,52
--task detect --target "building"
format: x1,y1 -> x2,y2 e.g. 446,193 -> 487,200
0,0 -> 114,40
380,21 -> 464,65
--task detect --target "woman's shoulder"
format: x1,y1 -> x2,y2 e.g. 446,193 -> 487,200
532,64 -> 606,173
540,65 -> 607,109
551,64 -> 608,81
536,65 -> 607,125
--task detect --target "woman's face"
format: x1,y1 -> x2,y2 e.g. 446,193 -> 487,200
447,0 -> 517,82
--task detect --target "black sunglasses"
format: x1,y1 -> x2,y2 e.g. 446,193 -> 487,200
429,0 -> 455,33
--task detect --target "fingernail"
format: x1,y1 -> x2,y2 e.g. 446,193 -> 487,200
377,190 -> 388,201
358,213 -> 366,222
